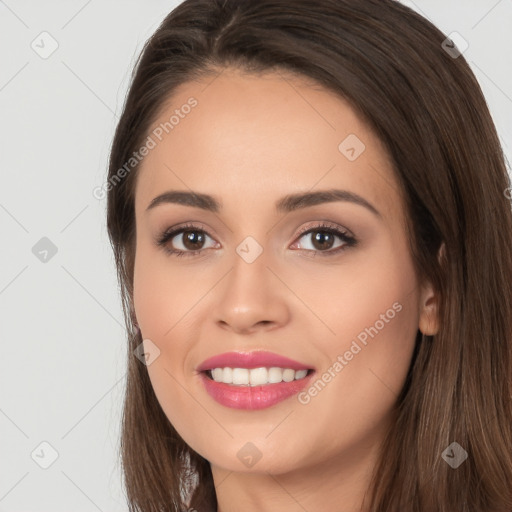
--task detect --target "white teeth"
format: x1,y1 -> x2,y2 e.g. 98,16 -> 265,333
211,368 -> 223,381
268,367 -> 282,383
223,367 -> 233,383
282,369 -> 295,382
232,368 -> 249,385
249,367 -> 268,386
295,369 -> 308,380
208,367 -> 310,386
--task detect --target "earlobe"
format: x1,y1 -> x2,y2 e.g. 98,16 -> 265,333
418,243 -> 444,336
418,292 -> 439,336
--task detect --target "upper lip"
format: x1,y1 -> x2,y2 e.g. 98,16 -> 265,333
197,351 -> 314,372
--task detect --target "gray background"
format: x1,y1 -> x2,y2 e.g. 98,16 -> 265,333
1,1 -> 511,510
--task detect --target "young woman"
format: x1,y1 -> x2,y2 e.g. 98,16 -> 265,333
106,0 -> 512,510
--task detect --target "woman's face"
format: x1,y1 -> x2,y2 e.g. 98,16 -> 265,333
132,68 -> 435,476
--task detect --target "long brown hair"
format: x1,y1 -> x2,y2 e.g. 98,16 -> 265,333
106,0 -> 512,510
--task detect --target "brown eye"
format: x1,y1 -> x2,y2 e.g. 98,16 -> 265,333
308,231 -> 336,251
180,230 -> 207,250
293,223 -> 357,256
156,224 -> 217,257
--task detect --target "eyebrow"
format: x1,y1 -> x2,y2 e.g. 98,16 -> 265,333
146,189 -> 381,217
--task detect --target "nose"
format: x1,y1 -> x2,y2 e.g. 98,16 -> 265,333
212,250 -> 291,335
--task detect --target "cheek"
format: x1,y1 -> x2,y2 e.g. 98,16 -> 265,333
133,243 -> 198,338
313,248 -> 420,415
294,275 -> 419,458
132,244 -> 209,399
313,248 -> 418,347
132,249 -> 203,439
335,298 -> 419,389
312,234 -> 418,368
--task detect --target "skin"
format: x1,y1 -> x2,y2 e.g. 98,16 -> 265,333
132,67 -> 439,512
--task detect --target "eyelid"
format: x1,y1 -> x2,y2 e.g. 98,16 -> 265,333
154,222 -> 216,248
156,220 -> 357,257
294,220 -> 354,239
289,221 -> 356,255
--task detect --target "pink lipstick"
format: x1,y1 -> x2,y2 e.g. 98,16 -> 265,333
197,351 -> 315,410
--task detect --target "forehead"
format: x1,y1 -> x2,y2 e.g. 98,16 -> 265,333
134,68 -> 404,225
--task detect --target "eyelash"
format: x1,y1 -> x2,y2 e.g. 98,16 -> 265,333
155,221 -> 357,258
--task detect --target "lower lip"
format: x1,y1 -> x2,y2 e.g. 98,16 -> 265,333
199,371 -> 314,410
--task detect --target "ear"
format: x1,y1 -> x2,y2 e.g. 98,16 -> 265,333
418,242 -> 444,336
418,285 -> 439,335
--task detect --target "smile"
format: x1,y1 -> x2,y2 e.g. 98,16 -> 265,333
207,367 -> 310,386
197,351 -> 316,410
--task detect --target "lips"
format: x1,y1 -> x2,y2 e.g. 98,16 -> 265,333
196,351 -> 315,410
197,350 -> 313,372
